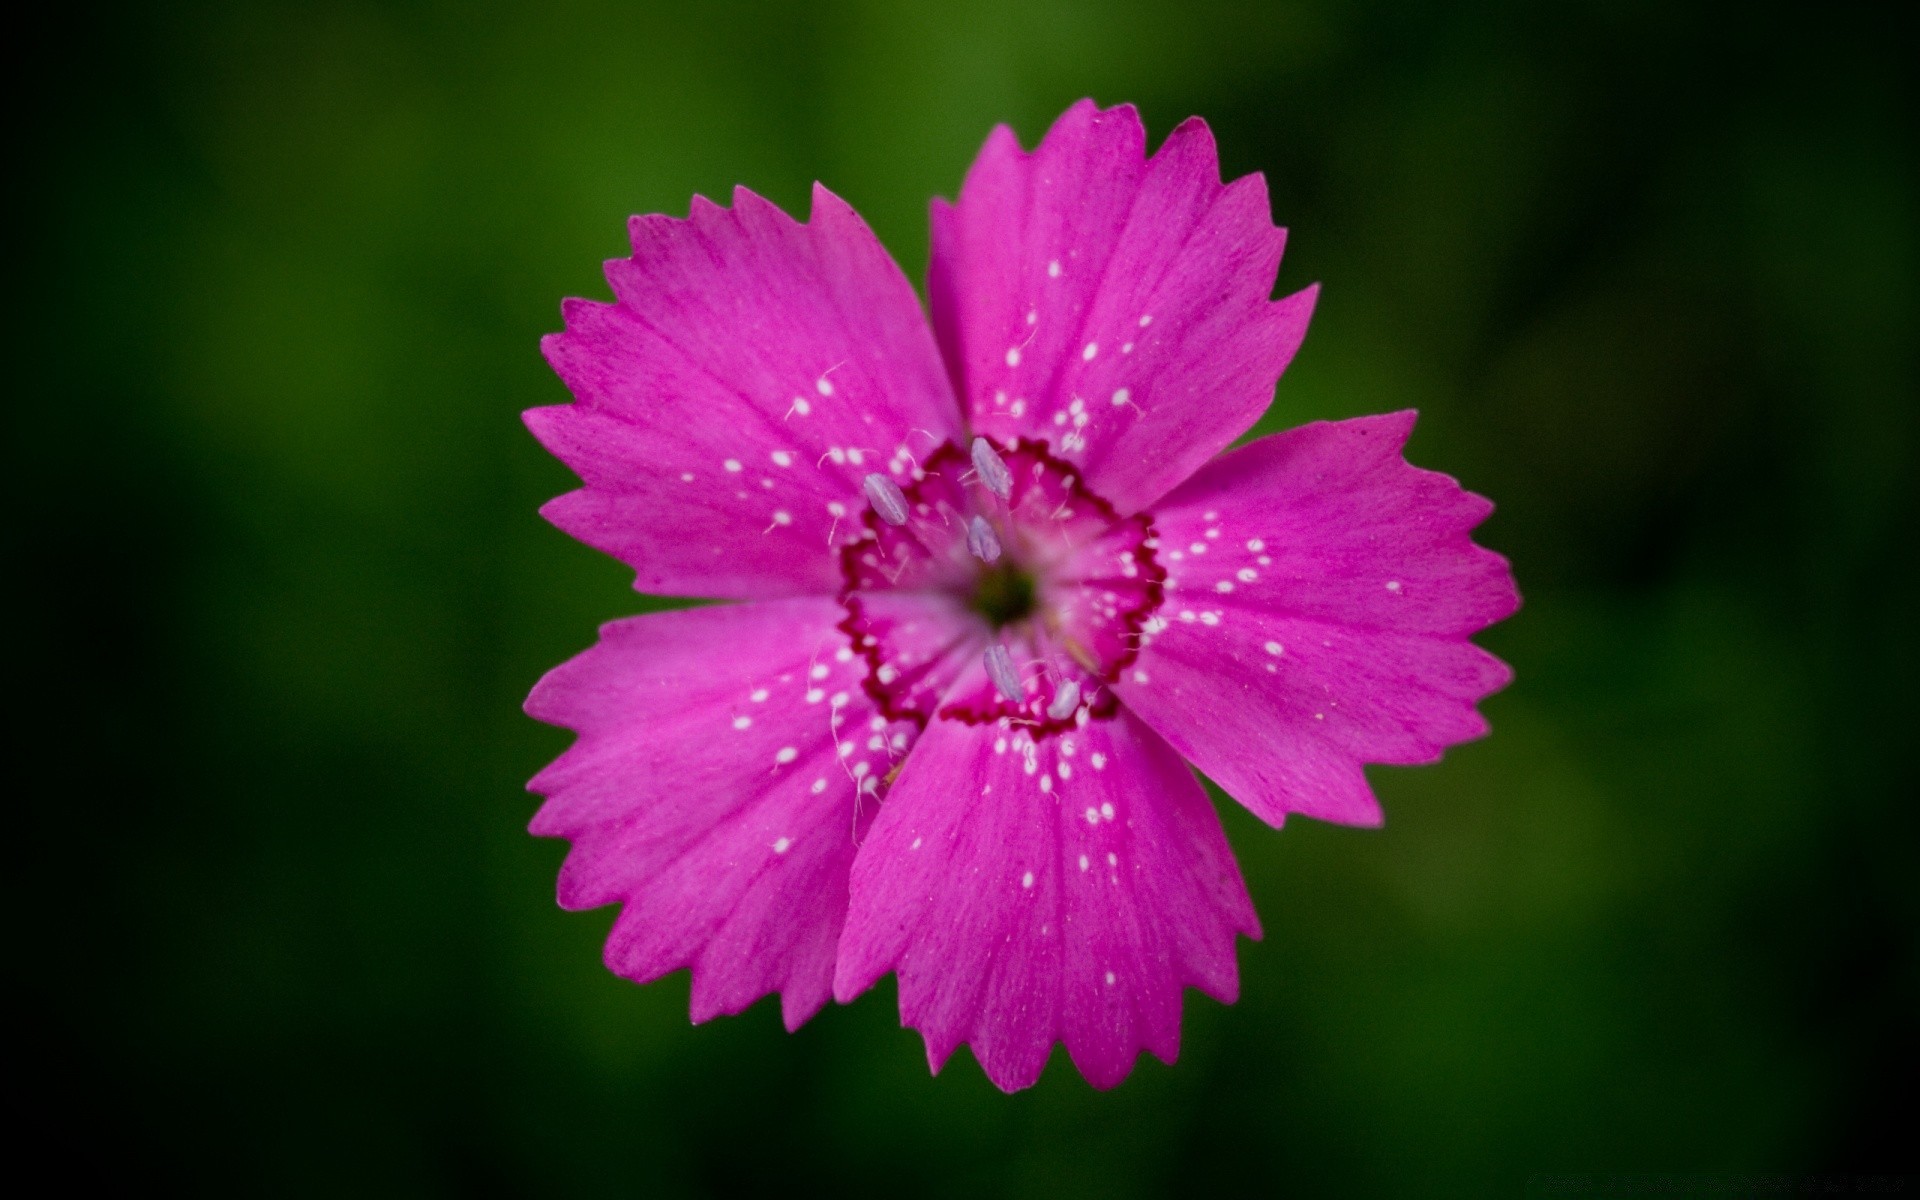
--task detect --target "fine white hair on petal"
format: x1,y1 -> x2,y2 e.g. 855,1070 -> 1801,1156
863,473 -> 909,526
966,515 -> 1002,563
971,437 -> 1013,500
983,643 -> 1025,703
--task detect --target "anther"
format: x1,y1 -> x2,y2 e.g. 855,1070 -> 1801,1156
1046,679 -> 1081,720
966,515 -> 1002,563
863,473 -> 909,526
983,644 -> 1025,704
971,437 -> 1013,500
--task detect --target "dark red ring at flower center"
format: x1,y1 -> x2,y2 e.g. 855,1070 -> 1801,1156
835,437 -> 1165,738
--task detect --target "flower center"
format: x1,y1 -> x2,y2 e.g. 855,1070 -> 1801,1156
969,562 -> 1037,628
837,437 -> 1164,736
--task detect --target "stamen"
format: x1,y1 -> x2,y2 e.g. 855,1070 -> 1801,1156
983,643 -> 1025,704
1046,679 -> 1081,720
971,437 -> 1013,500
863,473 -> 909,526
966,515 -> 1002,563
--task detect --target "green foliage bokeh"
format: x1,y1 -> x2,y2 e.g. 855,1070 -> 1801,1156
19,0 -> 1914,1193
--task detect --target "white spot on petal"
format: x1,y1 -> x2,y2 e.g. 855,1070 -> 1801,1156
775,746 -> 797,764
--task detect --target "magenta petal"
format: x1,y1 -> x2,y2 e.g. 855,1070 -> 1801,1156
533,185 -> 963,598
526,599 -> 916,1030
1117,411 -> 1520,828
834,700 -> 1259,1092
929,99 -> 1316,514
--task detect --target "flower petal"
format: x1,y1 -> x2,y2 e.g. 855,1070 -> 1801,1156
1116,412 -> 1519,828
929,99 -> 1316,514
834,698 -> 1258,1092
840,589 -> 987,724
533,185 -> 962,598
526,599 -> 915,1030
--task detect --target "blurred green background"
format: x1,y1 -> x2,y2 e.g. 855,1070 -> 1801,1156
19,0 -> 1915,1193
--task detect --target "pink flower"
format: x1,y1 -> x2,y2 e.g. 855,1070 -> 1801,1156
525,100 -> 1518,1092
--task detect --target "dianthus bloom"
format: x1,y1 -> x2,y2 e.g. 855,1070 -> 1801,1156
525,100 -> 1518,1092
